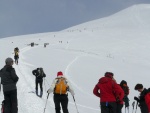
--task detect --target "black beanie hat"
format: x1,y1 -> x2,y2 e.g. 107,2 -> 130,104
135,84 -> 143,90
104,72 -> 114,78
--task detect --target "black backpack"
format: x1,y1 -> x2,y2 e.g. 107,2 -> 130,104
36,68 -> 45,78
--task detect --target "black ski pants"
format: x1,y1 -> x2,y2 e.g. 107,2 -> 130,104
4,89 -> 18,113
53,94 -> 69,113
35,79 -> 43,92
14,56 -> 19,65
100,102 -> 117,113
139,101 -> 149,113
116,103 -> 123,113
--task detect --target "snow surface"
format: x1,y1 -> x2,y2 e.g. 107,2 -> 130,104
0,4 -> 150,113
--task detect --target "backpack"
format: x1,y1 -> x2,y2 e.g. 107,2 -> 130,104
14,51 -> 19,56
145,91 -> 150,106
54,77 -> 68,94
37,68 -> 44,77
1,100 -> 5,113
14,47 -> 19,56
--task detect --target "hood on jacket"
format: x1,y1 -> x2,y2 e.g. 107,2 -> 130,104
98,77 -> 112,84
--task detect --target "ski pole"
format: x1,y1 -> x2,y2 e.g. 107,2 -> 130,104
127,106 -> 129,113
43,93 -> 49,113
72,96 -> 79,113
44,78 -> 46,92
135,101 -> 138,113
132,101 -> 135,113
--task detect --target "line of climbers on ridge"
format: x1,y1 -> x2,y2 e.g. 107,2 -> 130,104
0,55 -> 150,113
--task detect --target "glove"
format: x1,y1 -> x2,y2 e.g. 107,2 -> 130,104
134,96 -> 140,102
69,89 -> 75,96
47,89 -> 51,94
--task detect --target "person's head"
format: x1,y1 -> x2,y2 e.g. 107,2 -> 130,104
135,83 -> 143,92
104,72 -> 114,79
5,57 -> 14,66
57,71 -> 63,77
120,80 -> 127,87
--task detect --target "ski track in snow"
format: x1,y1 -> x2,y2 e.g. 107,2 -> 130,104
12,46 -> 54,113
12,45 -> 99,113
64,55 -> 100,111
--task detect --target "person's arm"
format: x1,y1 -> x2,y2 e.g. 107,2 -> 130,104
43,73 -> 46,77
47,79 -> 56,94
93,84 -> 100,97
0,69 -> 2,77
10,68 -> 19,83
116,85 -> 124,101
66,79 -> 75,96
32,70 -> 37,76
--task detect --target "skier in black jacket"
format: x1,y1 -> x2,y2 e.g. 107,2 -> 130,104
32,68 -> 46,97
134,84 -> 150,113
0,57 -> 19,113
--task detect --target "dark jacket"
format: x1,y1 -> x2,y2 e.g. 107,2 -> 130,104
0,65 -> 19,92
32,68 -> 46,80
137,88 -> 149,113
93,76 -> 124,102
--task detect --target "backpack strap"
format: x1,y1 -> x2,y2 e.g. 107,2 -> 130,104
55,77 -> 67,84
0,69 -> 2,92
0,79 -> 1,92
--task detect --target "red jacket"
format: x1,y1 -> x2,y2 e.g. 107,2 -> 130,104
116,84 -> 124,104
145,92 -> 150,112
93,77 -> 124,102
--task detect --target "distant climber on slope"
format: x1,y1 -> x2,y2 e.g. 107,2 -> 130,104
14,47 -> 19,65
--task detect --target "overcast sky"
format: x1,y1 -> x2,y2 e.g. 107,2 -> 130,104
0,0 -> 149,38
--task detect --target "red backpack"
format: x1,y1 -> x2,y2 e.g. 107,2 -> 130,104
145,92 -> 150,111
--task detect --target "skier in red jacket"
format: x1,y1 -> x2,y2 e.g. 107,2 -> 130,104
93,72 -> 124,113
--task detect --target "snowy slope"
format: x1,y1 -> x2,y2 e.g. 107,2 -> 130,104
0,4 -> 150,113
